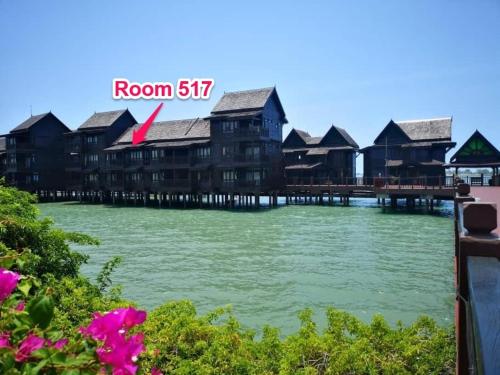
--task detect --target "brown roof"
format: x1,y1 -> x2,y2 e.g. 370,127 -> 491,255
212,87 -> 274,113
395,117 -> 452,141
78,109 -> 129,129
11,113 -> 50,132
115,118 -> 210,144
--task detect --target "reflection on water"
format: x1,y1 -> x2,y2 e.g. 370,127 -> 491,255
39,198 -> 455,334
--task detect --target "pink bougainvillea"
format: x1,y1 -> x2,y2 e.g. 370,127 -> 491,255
0,268 -> 20,302
15,300 -> 25,311
0,332 -> 11,349
15,334 -> 45,362
97,333 -> 145,374
81,307 -> 146,342
81,307 -> 147,374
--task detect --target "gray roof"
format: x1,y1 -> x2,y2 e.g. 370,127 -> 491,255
11,113 -> 50,132
395,117 -> 452,141
115,118 -> 210,144
212,87 -> 275,113
295,129 -> 310,139
286,125 -> 359,149
78,109 -> 128,129
0,137 -> 5,152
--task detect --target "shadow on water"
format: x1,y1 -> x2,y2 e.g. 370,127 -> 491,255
42,198 -> 453,217
45,200 -> 284,214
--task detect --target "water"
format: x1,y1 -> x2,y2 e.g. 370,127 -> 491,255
39,199 -> 455,335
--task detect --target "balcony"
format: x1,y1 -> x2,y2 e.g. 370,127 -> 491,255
233,153 -> 270,163
104,159 -> 124,170
221,127 -> 269,138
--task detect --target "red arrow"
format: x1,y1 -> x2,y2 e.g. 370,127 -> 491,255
132,102 -> 164,145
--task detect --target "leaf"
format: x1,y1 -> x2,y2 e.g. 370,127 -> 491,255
28,294 -> 54,329
18,279 -> 32,297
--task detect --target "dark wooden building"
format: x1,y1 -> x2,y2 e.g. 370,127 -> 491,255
64,109 -> 136,192
447,130 -> 500,186
361,117 -> 456,185
5,113 -> 70,192
0,137 -> 6,178
205,87 -> 287,194
102,118 -> 210,195
283,125 -> 359,185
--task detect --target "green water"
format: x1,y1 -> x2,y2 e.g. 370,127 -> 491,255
39,199 -> 455,334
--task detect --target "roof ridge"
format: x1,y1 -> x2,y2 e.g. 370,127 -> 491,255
184,118 -> 199,136
395,117 -> 452,123
224,87 -> 274,95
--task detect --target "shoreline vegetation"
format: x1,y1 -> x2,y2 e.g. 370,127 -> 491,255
0,180 -> 455,374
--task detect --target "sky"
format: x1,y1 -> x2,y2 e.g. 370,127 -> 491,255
1,0 -> 499,168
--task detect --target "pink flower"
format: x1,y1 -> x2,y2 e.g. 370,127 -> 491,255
15,334 -> 45,362
15,301 -> 25,311
46,338 -> 68,350
151,368 -> 163,375
81,307 -> 146,342
0,268 -> 20,302
96,333 -> 145,375
0,332 -> 11,348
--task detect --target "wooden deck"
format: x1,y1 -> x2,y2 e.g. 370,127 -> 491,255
283,183 -> 455,200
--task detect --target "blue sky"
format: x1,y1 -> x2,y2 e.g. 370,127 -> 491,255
1,0 -> 499,164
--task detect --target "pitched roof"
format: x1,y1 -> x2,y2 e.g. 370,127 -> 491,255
212,87 -> 275,113
0,137 -> 5,152
395,117 -> 452,141
78,109 -> 129,129
284,125 -> 359,149
115,118 -> 210,144
11,113 -> 51,132
334,126 -> 359,148
294,129 -> 311,140
450,129 -> 500,163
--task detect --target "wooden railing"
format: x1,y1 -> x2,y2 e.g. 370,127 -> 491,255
454,185 -> 500,375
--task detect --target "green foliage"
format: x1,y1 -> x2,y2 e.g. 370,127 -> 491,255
140,301 -> 455,374
0,184 -> 98,279
96,256 -> 122,293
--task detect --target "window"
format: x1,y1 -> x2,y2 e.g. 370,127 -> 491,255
25,175 -> 31,184
7,137 -> 16,146
152,172 -> 163,182
107,153 -> 117,161
86,135 -> 98,144
222,121 -> 237,133
151,149 -> 164,160
196,147 -> 211,159
222,145 -> 235,157
108,173 -> 117,182
245,146 -> 260,158
85,154 -> 99,164
246,169 -> 261,183
223,169 -> 235,183
128,172 -> 142,182
32,173 -> 39,183
130,150 -> 142,160
86,173 -> 99,182
8,154 -> 16,165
